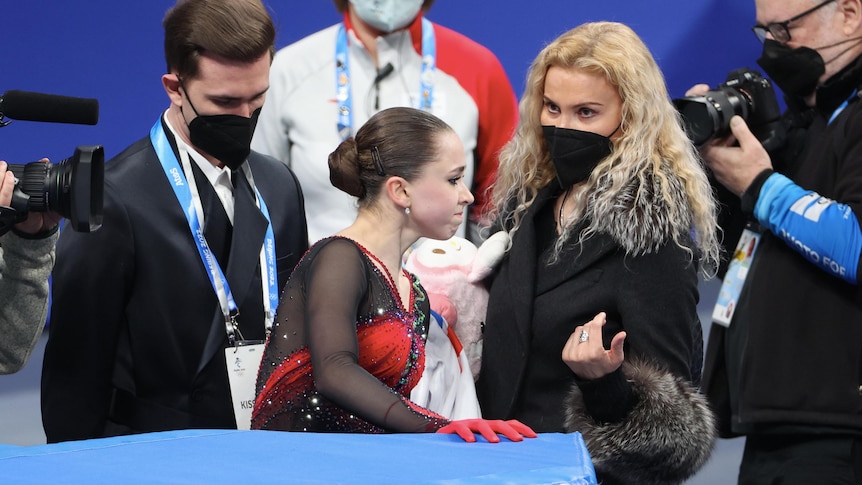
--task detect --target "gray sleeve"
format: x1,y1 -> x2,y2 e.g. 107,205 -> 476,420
0,230 -> 58,374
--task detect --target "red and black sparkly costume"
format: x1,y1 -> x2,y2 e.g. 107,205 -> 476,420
252,237 -> 449,433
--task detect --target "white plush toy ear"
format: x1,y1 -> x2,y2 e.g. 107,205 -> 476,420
467,230 -> 510,283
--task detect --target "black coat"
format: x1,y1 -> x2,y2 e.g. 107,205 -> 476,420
476,183 -> 717,483
476,185 -> 703,432
703,57 -> 862,438
41,121 -> 308,442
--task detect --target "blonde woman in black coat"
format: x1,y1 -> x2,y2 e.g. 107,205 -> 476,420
476,22 -> 721,485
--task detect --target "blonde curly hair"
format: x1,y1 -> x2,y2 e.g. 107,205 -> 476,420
488,21 -> 720,274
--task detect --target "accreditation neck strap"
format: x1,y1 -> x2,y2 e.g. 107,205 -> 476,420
335,17 -> 436,140
828,89 -> 858,125
149,118 -> 278,344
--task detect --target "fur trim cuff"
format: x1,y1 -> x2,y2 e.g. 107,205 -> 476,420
563,359 -> 715,484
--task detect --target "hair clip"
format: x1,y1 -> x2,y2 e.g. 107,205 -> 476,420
371,146 -> 386,177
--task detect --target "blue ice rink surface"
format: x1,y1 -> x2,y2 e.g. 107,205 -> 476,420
0,277 -> 743,484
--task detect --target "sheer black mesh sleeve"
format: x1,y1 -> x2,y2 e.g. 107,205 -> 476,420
255,238 -> 448,433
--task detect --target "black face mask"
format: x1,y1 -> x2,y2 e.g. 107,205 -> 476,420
542,125 -> 615,188
757,39 -> 825,99
181,82 -> 260,170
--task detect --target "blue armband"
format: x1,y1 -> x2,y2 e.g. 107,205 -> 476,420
754,173 -> 861,284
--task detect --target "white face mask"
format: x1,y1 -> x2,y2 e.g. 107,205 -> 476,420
350,0 -> 424,33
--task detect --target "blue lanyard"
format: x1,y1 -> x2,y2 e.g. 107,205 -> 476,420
418,17 -> 436,111
335,17 -> 436,140
828,89 -> 858,125
150,119 -> 278,344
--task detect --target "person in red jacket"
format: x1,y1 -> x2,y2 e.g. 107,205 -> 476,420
251,0 -> 518,244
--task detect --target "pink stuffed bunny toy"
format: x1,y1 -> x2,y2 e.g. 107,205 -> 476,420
404,231 -> 509,380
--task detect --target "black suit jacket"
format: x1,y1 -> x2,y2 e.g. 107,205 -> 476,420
476,185 -> 702,432
41,122 -> 308,442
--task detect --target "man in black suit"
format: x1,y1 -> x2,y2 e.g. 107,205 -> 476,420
41,0 -> 308,443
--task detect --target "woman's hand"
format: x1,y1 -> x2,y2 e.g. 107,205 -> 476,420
562,312 -> 626,380
436,418 -> 537,443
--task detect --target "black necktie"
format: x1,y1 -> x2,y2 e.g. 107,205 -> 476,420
231,168 -> 255,224
230,167 -> 266,341
190,162 -> 232,268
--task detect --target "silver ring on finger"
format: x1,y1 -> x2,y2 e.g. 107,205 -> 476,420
578,329 -> 589,344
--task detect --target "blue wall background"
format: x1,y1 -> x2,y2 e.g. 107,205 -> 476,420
2,0 -> 760,166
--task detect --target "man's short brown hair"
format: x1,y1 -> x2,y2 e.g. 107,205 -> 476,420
163,0 -> 276,79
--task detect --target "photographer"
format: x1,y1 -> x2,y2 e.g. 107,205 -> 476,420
692,0 -> 862,482
0,160 -> 61,374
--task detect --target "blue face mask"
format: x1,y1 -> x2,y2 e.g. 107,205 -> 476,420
350,0 -> 423,33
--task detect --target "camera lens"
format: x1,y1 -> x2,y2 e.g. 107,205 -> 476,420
7,145 -> 104,232
674,87 -> 750,146
11,161 -> 52,212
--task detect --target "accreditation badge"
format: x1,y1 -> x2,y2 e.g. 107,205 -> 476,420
712,227 -> 761,327
225,341 -> 265,430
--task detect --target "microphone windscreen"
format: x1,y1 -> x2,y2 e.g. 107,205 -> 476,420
1,90 -> 99,125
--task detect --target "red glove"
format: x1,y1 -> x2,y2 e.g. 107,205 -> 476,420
436,419 -> 537,443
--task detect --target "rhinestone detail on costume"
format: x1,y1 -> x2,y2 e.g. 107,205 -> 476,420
251,237 -> 436,433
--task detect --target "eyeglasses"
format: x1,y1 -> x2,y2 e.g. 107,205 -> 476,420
751,0 -> 835,44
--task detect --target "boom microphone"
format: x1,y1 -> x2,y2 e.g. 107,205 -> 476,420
0,90 -> 99,125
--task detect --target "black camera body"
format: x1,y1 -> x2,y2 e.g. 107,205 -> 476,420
5,146 -> 104,234
674,68 -> 784,151
0,89 -> 103,236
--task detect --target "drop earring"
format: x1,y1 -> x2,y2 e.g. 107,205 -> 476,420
404,207 -> 411,215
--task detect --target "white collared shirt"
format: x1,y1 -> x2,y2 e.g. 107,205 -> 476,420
163,112 -> 235,224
